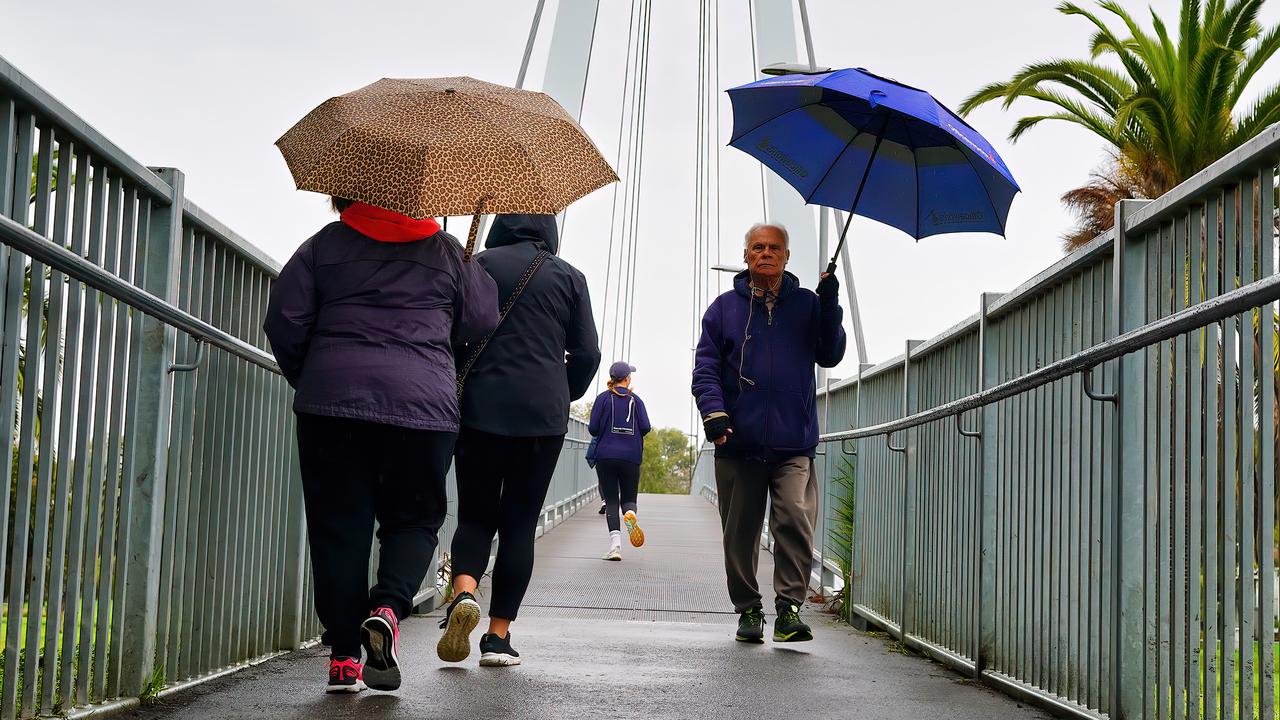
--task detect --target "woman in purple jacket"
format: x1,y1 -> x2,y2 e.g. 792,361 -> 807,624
264,198 -> 497,695
588,361 -> 652,560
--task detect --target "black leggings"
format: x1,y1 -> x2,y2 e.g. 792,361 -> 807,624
296,413 -> 455,658
595,459 -> 640,533
451,427 -> 565,621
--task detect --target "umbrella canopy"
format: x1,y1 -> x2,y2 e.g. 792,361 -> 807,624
727,67 -> 1019,268
277,76 -> 617,255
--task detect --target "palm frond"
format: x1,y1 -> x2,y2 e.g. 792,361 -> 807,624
1021,88 -> 1125,140
1228,80 -> 1280,145
1182,0 -> 1205,65
1218,0 -> 1265,50
1115,92 -> 1179,162
1008,111 -> 1110,144
1151,9 -> 1180,71
1232,20 -> 1280,104
1002,59 -> 1134,113
958,81 -> 1018,116
1099,0 -> 1175,84
1087,29 -> 1160,92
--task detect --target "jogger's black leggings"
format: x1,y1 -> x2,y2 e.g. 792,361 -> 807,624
595,459 -> 640,533
451,427 -> 565,621
296,413 -> 455,658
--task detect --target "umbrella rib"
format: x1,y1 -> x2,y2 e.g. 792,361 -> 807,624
900,118 -> 921,240
460,92 -> 613,204
801,128 -> 864,205
956,145 -> 1008,236
451,93 -> 553,209
291,97 -> 422,192
727,96 -> 844,143
459,87 -> 562,118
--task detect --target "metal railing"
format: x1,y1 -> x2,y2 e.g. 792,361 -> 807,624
0,55 -> 595,719
798,123 -> 1280,719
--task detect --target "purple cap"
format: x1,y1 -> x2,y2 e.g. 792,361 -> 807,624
609,361 -> 636,379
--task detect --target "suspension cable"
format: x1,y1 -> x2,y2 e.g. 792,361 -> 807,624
693,0 -> 707,354
602,0 -> 643,374
621,0 -> 652,360
599,0 -> 639,346
745,0 -> 767,220
712,0 -> 722,297
611,0 -> 643,363
615,0 -> 651,362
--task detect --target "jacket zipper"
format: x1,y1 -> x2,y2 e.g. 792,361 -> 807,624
762,296 -> 772,446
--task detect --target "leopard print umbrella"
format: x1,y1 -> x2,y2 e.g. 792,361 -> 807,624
276,76 -> 618,257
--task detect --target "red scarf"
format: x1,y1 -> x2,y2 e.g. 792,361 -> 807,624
340,202 -> 441,243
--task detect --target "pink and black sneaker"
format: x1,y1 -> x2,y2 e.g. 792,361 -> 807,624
326,656 -> 365,694
360,606 -> 401,691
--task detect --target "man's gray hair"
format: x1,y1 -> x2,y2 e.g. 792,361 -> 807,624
744,222 -> 789,248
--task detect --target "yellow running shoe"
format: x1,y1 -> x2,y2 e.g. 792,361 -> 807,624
623,511 -> 644,548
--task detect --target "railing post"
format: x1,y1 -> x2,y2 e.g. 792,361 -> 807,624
1112,198 -> 1150,719
117,168 -> 185,696
976,291 -> 1002,674
848,362 -> 872,629
899,340 -> 922,640
279,428 -> 309,648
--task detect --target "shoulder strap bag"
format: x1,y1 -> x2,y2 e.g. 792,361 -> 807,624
456,250 -> 551,398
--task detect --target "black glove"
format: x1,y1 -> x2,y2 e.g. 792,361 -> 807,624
816,273 -> 839,305
703,414 -> 731,443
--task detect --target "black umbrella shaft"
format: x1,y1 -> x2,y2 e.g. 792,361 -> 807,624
826,113 -> 889,275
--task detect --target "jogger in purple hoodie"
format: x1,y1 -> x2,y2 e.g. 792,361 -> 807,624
588,361 -> 652,560
692,222 -> 846,644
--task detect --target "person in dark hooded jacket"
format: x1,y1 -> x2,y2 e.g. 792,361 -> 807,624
264,197 -> 497,694
437,214 -> 600,668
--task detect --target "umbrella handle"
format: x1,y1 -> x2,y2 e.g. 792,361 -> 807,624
463,196 -> 491,261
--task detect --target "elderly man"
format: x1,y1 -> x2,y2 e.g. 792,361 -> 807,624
692,222 -> 847,643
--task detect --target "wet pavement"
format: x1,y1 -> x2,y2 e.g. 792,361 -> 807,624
125,494 -> 1048,720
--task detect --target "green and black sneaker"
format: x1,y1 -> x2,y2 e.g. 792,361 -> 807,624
735,606 -> 766,644
773,602 -> 813,642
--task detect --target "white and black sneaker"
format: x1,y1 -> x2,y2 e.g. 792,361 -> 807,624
478,632 -> 521,667
437,591 -> 481,663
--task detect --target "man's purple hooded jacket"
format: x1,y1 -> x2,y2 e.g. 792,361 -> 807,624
692,270 -> 846,461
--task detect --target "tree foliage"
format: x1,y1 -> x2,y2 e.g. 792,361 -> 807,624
639,428 -> 693,495
569,401 -> 592,424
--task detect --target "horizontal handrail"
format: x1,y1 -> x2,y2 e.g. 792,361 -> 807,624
0,54 -> 174,203
0,213 -> 279,372
821,270 -> 1280,443
183,200 -> 282,277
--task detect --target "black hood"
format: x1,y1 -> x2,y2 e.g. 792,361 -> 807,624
485,214 -> 559,255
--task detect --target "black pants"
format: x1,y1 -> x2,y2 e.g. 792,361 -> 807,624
296,413 -> 455,658
595,459 -> 640,533
451,427 -> 565,621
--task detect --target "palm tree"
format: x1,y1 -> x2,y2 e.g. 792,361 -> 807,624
960,0 -> 1280,249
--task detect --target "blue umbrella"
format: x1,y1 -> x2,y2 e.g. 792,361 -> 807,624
727,67 -> 1020,273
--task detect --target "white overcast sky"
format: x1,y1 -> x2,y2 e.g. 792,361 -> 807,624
5,0 -> 1279,433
